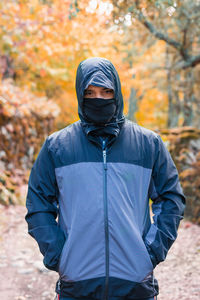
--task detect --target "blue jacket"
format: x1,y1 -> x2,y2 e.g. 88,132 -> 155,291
25,57 -> 185,300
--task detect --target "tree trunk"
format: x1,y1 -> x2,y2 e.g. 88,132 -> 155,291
127,87 -> 138,122
183,69 -> 194,126
166,46 -> 180,128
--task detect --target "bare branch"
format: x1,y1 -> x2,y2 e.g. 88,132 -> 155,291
182,54 -> 200,69
134,1 -> 200,67
182,18 -> 190,49
134,1 -> 182,49
133,0 -> 200,70
139,14 -> 181,49
174,54 -> 200,69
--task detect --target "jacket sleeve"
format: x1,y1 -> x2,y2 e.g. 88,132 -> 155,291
25,138 -> 66,272
144,135 -> 186,268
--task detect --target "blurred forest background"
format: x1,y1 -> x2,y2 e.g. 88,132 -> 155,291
0,0 -> 200,224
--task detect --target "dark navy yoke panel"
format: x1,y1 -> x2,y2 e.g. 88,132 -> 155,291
47,119 -> 158,169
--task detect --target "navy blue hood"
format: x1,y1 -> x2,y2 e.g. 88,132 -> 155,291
75,57 -> 124,134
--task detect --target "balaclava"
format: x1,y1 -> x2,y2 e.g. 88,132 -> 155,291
83,97 -> 116,125
75,57 -> 125,138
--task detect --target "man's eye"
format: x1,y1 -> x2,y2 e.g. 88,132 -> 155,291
105,90 -> 113,93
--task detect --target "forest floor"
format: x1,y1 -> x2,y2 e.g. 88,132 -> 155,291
0,204 -> 199,300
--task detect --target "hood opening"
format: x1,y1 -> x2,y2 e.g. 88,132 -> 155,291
75,57 -> 125,138
75,57 -> 124,123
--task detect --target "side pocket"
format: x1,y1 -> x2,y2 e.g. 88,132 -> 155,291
136,234 -> 154,274
57,234 -> 69,275
144,241 -> 157,269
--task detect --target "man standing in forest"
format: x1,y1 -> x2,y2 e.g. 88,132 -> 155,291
25,57 -> 185,300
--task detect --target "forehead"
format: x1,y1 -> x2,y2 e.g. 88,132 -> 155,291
85,85 -> 112,90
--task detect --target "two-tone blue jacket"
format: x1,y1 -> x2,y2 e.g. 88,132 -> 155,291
25,57 -> 185,300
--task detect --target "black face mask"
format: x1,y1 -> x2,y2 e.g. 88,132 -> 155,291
83,98 -> 116,124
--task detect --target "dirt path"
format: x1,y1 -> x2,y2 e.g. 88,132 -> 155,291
0,204 -> 199,300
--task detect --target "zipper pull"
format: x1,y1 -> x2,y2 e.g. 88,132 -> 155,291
102,140 -> 107,170
103,150 -> 107,170
102,139 -> 106,150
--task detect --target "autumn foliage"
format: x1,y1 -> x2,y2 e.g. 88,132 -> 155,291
0,0 -> 131,205
0,0 -> 200,224
0,79 -> 60,205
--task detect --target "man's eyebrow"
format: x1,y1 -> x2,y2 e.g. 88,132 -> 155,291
102,88 -> 113,90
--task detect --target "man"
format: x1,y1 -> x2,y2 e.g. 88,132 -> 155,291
25,57 -> 185,300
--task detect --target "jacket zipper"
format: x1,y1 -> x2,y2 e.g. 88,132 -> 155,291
102,139 -> 109,300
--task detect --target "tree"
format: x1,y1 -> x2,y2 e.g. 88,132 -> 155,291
111,0 -> 200,127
